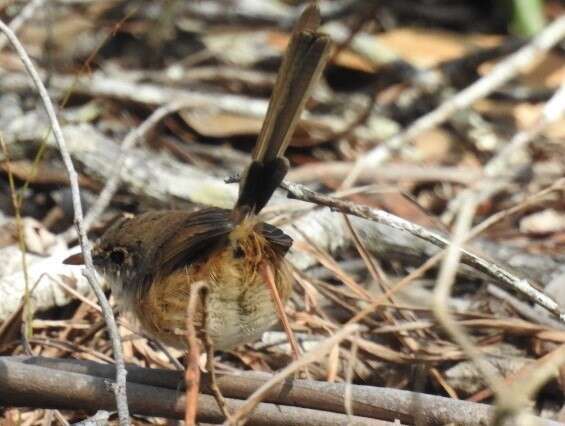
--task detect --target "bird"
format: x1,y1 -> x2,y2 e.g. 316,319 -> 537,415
65,3 -> 330,351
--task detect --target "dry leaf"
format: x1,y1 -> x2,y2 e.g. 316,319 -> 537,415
377,28 -> 501,68
180,110 -> 263,138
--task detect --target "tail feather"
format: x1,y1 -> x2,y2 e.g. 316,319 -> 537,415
234,3 -> 330,219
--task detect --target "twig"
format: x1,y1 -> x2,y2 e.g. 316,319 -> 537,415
228,324 -> 359,426
444,81 -> 565,222
280,179 -> 565,322
432,197 -> 512,415
72,410 -> 111,426
343,15 -> 565,187
13,356 -> 565,425
185,281 -> 208,426
288,162 -> 481,185
0,19 -> 130,424
83,100 -> 196,231
0,0 -> 45,52
203,328 -> 232,423
1,357 -> 389,426
487,285 -> 565,330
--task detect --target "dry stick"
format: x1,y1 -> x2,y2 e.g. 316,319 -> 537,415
184,284 -> 231,423
467,330 -> 565,402
185,281 -> 208,426
203,336 -> 232,423
15,355 -> 565,425
0,0 -> 45,52
228,324 -> 359,426
1,358 -> 389,426
444,81 -> 565,222
281,180 -> 565,322
487,285 -> 565,330
0,19 -> 130,424
342,214 -> 390,297
342,215 -> 425,339
436,97 -> 565,408
432,199 -> 510,410
343,15 -> 565,188
511,344 -> 565,405
83,100 -> 198,231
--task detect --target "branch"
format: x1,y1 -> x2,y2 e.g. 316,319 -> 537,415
0,19 -> 130,424
229,324 -> 358,425
0,0 -> 45,52
279,179 -> 565,322
83,100 -> 198,231
6,356 -> 565,426
0,358 -> 388,426
444,81 -> 565,221
344,15 -> 565,187
2,120 -> 563,321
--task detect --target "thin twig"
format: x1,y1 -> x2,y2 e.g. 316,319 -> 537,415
432,198 -> 511,414
444,81 -> 565,222
343,15 -> 565,187
185,281 -> 208,426
0,19 -> 130,424
228,324 -> 359,426
83,100 -> 196,231
0,0 -> 45,52
280,179 -> 565,322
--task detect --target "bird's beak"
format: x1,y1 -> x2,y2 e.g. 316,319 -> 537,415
63,252 -> 84,265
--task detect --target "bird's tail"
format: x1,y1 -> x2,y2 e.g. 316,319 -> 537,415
233,3 -> 330,221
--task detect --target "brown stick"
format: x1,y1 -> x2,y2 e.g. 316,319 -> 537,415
185,281 -> 208,425
11,356 -> 565,425
279,179 -> 565,322
0,358 -> 389,426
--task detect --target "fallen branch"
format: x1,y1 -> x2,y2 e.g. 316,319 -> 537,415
229,324 -> 358,425
0,358 -> 391,426
6,356 -> 565,426
279,179 -> 565,322
0,18 -> 130,424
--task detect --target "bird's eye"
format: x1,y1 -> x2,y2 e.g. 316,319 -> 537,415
109,249 -> 126,265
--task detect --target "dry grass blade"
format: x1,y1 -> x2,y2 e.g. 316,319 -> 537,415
260,263 -> 302,364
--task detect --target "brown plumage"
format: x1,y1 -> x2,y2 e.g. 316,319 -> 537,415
65,3 -> 330,350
